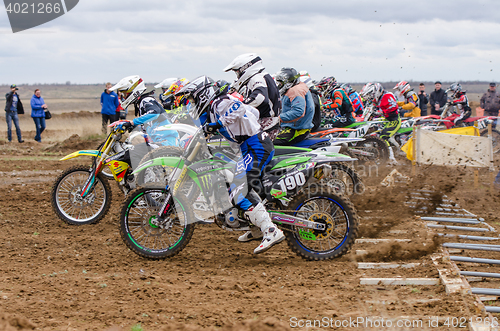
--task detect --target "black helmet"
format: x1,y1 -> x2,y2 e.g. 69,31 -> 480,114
215,80 -> 231,96
324,80 -> 341,97
274,67 -> 300,96
175,76 -> 216,124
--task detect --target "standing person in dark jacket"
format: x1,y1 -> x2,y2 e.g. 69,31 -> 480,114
4,84 -> 24,143
418,83 -> 429,116
100,82 -> 120,135
30,89 -> 47,142
429,81 -> 448,116
480,83 -> 500,117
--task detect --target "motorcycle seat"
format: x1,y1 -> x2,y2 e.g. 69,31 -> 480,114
291,137 -> 330,149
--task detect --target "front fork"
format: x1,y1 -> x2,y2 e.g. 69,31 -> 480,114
80,161 -> 103,198
156,142 -> 202,220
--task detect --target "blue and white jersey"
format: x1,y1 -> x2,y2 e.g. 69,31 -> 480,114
210,94 -> 261,144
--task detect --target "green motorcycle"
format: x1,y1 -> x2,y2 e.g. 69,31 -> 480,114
119,127 -> 359,261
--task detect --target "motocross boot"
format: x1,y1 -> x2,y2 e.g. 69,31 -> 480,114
245,202 -> 285,254
389,136 -> 405,156
387,147 -> 399,166
238,227 -> 263,242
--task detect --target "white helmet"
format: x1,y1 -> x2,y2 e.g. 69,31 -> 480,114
223,53 -> 265,92
393,81 -> 411,96
360,83 -> 384,103
154,77 -> 179,90
110,75 -> 146,109
299,70 -> 314,88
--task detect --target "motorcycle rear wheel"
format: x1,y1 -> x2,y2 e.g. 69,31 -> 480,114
326,163 -> 364,195
135,146 -> 184,186
283,186 -> 359,261
351,136 -> 389,163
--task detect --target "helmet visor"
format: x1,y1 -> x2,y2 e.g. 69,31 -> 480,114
234,69 -> 242,79
187,96 -> 199,119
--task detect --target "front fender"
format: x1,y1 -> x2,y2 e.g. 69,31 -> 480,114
60,150 -> 100,161
131,156 -> 184,175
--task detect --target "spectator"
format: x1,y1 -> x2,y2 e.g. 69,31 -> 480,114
30,89 -> 47,143
4,84 -> 24,143
100,82 -> 120,135
418,83 -> 429,116
480,83 -> 500,117
429,81 -> 448,116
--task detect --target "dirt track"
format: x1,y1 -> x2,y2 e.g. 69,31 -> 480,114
0,138 -> 499,330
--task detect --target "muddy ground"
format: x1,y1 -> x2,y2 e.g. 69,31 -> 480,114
0,134 -> 499,331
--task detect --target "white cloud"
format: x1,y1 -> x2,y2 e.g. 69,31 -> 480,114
0,1 -> 499,84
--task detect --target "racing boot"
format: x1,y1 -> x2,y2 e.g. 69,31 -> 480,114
238,227 -> 263,242
387,146 -> 399,166
245,202 -> 285,254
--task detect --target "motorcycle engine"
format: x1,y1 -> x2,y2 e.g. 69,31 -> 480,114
225,208 -> 241,228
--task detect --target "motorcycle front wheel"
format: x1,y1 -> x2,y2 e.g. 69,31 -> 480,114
283,186 -> 359,261
120,185 -> 195,259
51,165 -> 112,225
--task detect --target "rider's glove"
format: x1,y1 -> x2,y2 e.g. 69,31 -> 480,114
118,120 -> 133,131
203,120 -> 222,135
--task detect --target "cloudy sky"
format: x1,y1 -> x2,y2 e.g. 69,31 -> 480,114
1,0 -> 499,85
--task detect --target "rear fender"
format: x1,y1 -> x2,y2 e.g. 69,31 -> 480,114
60,150 -> 100,161
329,137 -> 364,144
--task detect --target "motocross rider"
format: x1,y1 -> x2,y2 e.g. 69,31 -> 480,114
393,81 -> 421,117
448,83 -> 471,126
175,76 -> 285,254
360,83 -> 401,165
273,67 -> 315,145
110,75 -> 178,168
223,53 -> 281,140
321,80 -> 356,127
299,71 -> 322,131
341,83 -> 364,117
154,78 -> 179,110
161,78 -> 192,123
